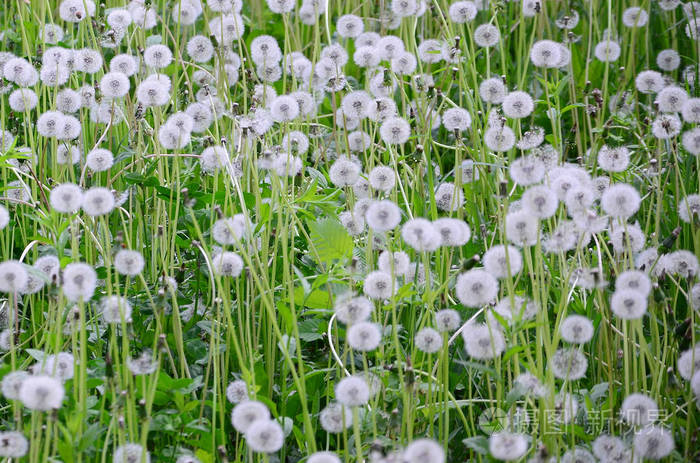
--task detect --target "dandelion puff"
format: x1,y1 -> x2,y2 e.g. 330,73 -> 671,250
50,183 -> 83,214
231,401 -> 270,433
319,402 -> 352,433
492,296 -> 539,324
136,80 -> 170,107
560,315 -> 594,344
489,431 -> 528,461
329,158 -> 361,187
635,70 -> 665,94
3,57 -> 38,87
514,372 -> 545,397
474,23 -> 500,47
363,271 -> 395,300
434,183 -> 465,212
682,127 -> 700,155
550,348 -> 587,380
449,1 -> 477,22
56,115 -> 81,140
308,451 -> 341,463
435,309 -> 461,333
530,40 -> 562,68
610,289 -> 647,319
455,161 -> 478,185
596,144 -> 630,172
59,0 -> 95,22
212,252 -> 244,277
505,211 -> 539,246
616,270 -> 651,296
433,218 -> 471,247
100,295 -> 132,324
592,435 -> 626,460
522,185 -> 558,218
18,375 -> 64,410
456,269 -> 498,307
403,439 -> 445,463
41,23 -> 64,44
334,295 -> 373,325
479,77 -> 507,104
365,200 -> 401,232
0,206 -> 8,230
414,327 -> 443,354
144,44 -> 173,69
347,321 -> 382,351
377,35 -> 405,61
633,426 -> 674,460
62,262 -> 97,301
339,211 -> 365,236
621,393 -> 658,427
509,155 -> 544,185
652,113 -> 682,139
243,419 -> 284,454
379,116 -> 411,145
656,85 -> 688,113
100,72 -> 130,98
86,148 -> 114,172
113,444 -> 150,463
353,46 -> 381,68
0,431 -> 30,457
610,223 -> 645,254
0,261 -> 27,294
657,49 -> 680,71
82,187 -> 115,217
37,111 -> 65,138
212,215 -> 247,245
368,166 -> 396,192
622,6 -> 648,27
442,107 -> 472,132
601,183 -> 641,218
126,351 -> 158,376
35,352 -> 74,380
401,218 -> 442,252
1,370 -> 29,400
335,376 -> 369,406
391,51 -> 417,74
270,95 -> 300,122
226,380 -> 248,404
111,249 -> 145,277
594,40 -> 621,62
678,344 -> 700,380
678,194 -> 700,224
8,88 -> 38,112
553,393 -> 578,423
483,245 -> 522,279
337,14 -> 364,38
485,126 -> 516,152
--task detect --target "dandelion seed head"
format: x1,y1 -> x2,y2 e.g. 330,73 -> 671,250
560,315 -> 594,344
0,261 -> 28,294
550,348 -> 587,380
113,443 -> 150,463
485,126 -> 516,152
489,431 -> 528,461
231,400 -> 270,433
483,245 -> 522,279
656,85 -> 688,113
474,23 -> 500,47
335,376 -> 370,406
347,321 -> 382,351
414,327 -> 443,353
365,200 -> 401,232
633,426 -> 674,460
363,270 -> 395,300
18,374 -> 64,410
319,402 -> 352,433
1,370 -> 29,400
594,40 -> 621,62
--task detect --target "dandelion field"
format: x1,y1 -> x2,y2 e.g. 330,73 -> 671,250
0,0 -> 699,461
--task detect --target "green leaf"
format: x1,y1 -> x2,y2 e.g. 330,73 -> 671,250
307,218 -> 353,264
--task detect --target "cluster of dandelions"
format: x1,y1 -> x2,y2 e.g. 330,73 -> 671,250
0,0 -> 698,461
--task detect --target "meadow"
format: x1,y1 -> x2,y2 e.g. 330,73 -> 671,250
0,0 -> 698,461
